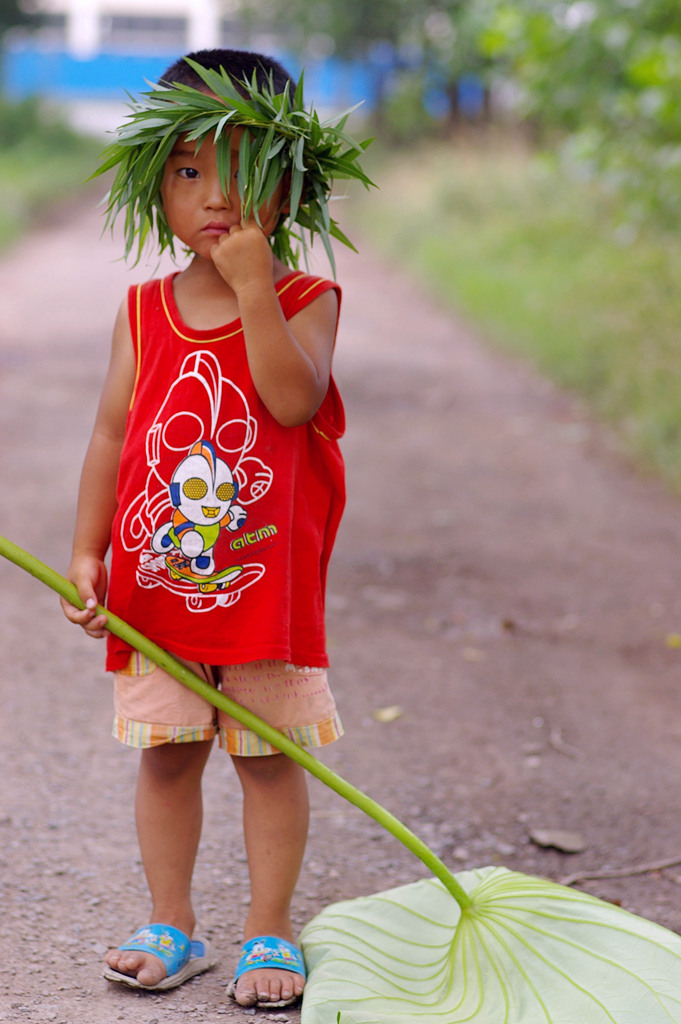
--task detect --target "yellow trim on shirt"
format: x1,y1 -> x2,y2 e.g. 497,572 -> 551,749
159,272 -> 317,342
160,278 -> 244,343
129,284 -> 143,411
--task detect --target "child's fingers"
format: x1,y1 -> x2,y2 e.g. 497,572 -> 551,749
82,618 -> 108,638
80,595 -> 109,634
60,594 -> 83,622
59,595 -> 108,636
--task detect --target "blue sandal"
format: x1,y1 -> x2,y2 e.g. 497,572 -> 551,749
226,935 -> 306,1007
103,923 -> 215,990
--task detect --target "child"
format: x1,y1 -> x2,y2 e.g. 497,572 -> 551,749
61,47 -> 371,1009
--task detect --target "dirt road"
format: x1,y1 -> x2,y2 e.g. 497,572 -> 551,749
3,198 -> 681,1024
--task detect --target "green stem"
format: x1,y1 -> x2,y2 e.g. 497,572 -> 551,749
0,535 -> 472,911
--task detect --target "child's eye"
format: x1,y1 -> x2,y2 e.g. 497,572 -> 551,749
178,167 -> 200,179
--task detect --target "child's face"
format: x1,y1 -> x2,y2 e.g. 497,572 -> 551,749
160,126 -> 287,259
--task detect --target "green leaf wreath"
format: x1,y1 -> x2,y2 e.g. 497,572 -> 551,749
92,58 -> 375,274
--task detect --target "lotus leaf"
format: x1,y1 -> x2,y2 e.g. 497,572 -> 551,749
301,868 -> 681,1023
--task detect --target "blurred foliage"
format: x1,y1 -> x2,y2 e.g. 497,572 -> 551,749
0,96 -> 100,250
353,139 -> 681,490
239,0 -> 412,59
237,0 -> 495,139
380,72 -> 443,143
480,0 -> 681,226
0,0 -> 36,40
0,94 -> 96,153
236,0 -> 681,222
237,0 -> 493,85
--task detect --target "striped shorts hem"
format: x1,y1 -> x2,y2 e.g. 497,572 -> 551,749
220,715 -> 344,756
112,713 -> 344,755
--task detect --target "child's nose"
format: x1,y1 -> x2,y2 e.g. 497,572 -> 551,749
204,176 -> 232,209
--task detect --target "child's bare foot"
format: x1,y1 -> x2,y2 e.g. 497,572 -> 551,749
105,946 -> 168,987
228,935 -> 306,1007
233,965 -> 305,1007
103,924 -> 215,990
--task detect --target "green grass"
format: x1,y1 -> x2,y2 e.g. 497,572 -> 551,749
351,138 -> 681,491
0,98 -> 101,251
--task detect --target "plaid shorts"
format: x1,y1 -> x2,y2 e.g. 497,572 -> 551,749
113,653 -> 344,756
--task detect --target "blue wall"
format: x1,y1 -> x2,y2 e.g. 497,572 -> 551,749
3,44 -> 380,112
4,47 -> 176,99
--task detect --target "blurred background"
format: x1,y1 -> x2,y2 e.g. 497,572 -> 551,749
1,0 -> 681,493
2,0 -> 386,132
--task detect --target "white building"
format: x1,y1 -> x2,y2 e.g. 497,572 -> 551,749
32,0 -> 232,58
7,1 -> 374,132
9,0 -> 286,132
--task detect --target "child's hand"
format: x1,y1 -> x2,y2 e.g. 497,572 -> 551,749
61,554 -> 109,638
209,221 -> 275,295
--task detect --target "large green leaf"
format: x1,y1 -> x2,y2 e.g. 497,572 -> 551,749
301,867 -> 681,1023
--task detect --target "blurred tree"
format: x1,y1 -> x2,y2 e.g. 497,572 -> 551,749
237,0 -> 495,132
238,0 -> 408,58
479,0 -> 681,223
0,0 -> 34,40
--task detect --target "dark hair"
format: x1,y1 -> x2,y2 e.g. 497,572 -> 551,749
160,48 -> 297,97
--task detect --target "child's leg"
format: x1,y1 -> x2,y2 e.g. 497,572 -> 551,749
105,739 -> 213,986
230,752 -> 309,1006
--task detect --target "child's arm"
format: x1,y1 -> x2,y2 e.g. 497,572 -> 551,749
210,223 -> 338,427
61,301 -> 135,637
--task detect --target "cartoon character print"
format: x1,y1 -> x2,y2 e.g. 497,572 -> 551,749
243,939 -> 301,967
151,439 -> 246,577
118,350 -> 274,610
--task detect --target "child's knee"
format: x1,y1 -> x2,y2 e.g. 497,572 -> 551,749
232,751 -> 301,788
141,740 -> 211,782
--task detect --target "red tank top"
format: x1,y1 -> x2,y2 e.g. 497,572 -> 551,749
105,271 -> 344,671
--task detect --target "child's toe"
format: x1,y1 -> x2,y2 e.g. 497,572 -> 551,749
277,975 -> 295,1002
235,967 -> 304,1006
105,948 -> 167,986
135,956 -> 168,987
233,975 -> 259,1006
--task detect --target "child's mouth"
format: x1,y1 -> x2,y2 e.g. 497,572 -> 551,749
203,222 -> 231,236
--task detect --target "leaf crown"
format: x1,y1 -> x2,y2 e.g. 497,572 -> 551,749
93,57 -> 375,274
